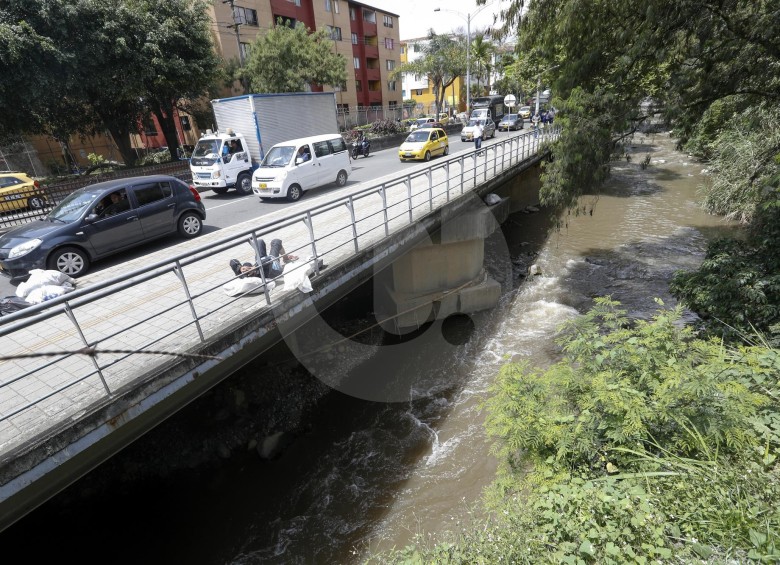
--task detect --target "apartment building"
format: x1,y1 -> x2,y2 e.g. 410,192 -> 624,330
209,0 -> 401,113
400,36 -> 466,117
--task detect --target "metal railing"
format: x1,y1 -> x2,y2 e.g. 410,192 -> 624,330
0,126 -> 559,456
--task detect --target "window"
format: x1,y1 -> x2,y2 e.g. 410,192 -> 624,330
353,57 -> 360,69
313,140 -> 330,158
350,7 -> 355,20
388,100 -> 397,108
179,116 -> 191,131
363,10 -> 375,23
233,6 -> 258,26
274,15 -> 296,27
384,37 -> 394,49
355,80 -> 362,91
386,59 -> 395,71
327,26 -> 342,41
383,15 -> 393,27
133,182 -> 170,206
288,0 -> 301,5
387,80 -> 396,91
325,0 -> 331,11
333,0 -> 340,13
328,137 -> 347,153
413,43 -> 421,52
143,117 -> 157,135
337,103 -> 350,114
415,89 -> 423,96
351,32 -> 358,44
400,45 -> 405,55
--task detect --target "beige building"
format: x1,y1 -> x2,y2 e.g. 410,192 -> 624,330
210,0 -> 402,112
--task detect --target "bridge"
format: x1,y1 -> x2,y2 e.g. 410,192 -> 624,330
0,127 -> 557,531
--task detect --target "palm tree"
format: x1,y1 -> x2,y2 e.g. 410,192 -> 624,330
470,33 -> 495,96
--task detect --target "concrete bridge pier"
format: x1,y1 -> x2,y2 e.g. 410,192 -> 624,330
382,196 -> 512,331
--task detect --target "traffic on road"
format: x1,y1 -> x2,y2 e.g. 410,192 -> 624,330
0,121 -> 535,298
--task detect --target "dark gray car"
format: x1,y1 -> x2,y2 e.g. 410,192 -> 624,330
0,175 -> 206,282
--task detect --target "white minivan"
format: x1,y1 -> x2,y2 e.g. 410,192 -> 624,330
251,134 -> 352,202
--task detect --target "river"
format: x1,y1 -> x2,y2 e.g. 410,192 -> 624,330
0,131 -> 736,563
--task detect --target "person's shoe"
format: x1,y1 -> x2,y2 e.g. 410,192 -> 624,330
229,259 -> 242,277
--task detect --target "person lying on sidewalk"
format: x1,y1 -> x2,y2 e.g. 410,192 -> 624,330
228,238 -> 298,280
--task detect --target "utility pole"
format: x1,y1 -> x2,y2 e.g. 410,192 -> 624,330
223,0 -> 248,93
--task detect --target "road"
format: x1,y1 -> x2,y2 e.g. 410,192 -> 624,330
0,124 -> 531,298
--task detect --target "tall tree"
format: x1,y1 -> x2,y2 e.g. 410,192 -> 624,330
470,33 -> 495,96
392,31 -> 465,118
130,0 -> 222,161
493,0 -> 780,339
242,21 -> 347,94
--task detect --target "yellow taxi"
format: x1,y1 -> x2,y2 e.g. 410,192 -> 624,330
398,128 -> 449,162
0,172 -> 46,213
518,105 -> 532,120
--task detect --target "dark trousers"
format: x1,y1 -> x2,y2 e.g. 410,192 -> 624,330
474,135 -> 482,150
229,238 -> 285,279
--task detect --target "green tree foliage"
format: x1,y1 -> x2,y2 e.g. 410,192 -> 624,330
242,21 -> 347,94
493,0 -> 779,215
491,0 -> 780,344
391,32 -> 465,118
129,0 -> 222,162
469,33 -> 495,97
671,195 -> 780,344
0,0 -> 219,166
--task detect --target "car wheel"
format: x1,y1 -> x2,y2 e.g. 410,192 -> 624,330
178,212 -> 203,238
443,145 -> 450,156
424,150 -> 431,162
27,196 -> 46,210
212,186 -> 229,194
287,184 -> 302,202
235,173 -> 252,196
48,246 -> 89,278
336,169 -> 348,187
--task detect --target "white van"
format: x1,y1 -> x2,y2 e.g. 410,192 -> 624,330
251,134 -> 352,202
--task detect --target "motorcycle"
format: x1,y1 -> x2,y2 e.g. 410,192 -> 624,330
351,137 -> 370,159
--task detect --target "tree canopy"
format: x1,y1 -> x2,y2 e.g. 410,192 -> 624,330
0,0 -> 221,166
391,31 -> 466,117
241,21 -> 347,94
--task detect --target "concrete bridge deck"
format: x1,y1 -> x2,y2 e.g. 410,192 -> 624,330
0,128 -> 556,531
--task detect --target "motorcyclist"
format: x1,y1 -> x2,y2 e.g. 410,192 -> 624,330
352,131 -> 370,158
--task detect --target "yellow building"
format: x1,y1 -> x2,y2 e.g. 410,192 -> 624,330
399,37 -> 466,117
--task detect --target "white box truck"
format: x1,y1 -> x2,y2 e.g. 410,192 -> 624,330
189,92 -> 340,195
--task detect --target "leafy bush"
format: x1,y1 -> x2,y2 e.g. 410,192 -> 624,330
485,297 -> 771,477
671,195 -> 780,345
369,118 -> 405,136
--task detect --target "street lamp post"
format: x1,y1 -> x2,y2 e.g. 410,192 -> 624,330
435,3 -> 495,115
534,64 -> 560,118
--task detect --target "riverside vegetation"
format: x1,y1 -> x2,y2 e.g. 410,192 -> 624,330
369,0 -> 779,562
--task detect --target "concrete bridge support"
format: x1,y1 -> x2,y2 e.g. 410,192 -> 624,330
383,196 -> 512,330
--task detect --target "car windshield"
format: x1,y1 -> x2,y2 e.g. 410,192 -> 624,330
467,120 -> 485,128
503,115 -> 518,121
405,131 -> 430,143
48,190 -> 102,222
192,139 -> 220,158
261,146 -> 295,167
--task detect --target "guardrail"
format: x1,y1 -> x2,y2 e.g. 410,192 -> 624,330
0,126 -> 559,457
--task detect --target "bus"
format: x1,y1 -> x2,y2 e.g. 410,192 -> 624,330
470,95 -> 506,127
